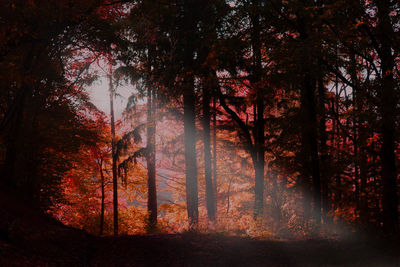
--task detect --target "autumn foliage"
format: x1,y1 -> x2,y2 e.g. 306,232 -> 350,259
0,0 -> 399,239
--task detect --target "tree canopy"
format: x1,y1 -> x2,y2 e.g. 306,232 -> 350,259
0,0 -> 399,238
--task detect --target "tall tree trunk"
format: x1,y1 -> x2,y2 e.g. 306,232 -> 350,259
359,144 -> 368,224
146,84 -> 157,231
203,85 -> 216,221
297,13 -> 322,226
309,78 -> 322,227
109,65 -> 118,236
270,170 -> 281,229
333,74 -> 342,209
318,77 -> 330,223
376,1 -> 398,234
182,0 -> 199,229
300,72 -> 322,226
349,53 -> 369,226
254,95 -> 265,219
250,0 -> 265,219
184,77 -> 199,228
99,159 -> 105,236
350,53 -> 361,220
316,0 -> 328,226
212,96 -> 218,217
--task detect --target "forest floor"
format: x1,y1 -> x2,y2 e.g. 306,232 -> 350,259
1,189 -> 399,266
1,229 -> 400,266
86,232 -> 400,266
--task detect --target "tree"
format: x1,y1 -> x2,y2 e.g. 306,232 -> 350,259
108,63 -> 119,236
146,55 -> 158,231
0,0 -> 121,209
374,0 -> 399,235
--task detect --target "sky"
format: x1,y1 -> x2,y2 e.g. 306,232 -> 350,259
87,76 -> 175,206
87,75 -> 132,120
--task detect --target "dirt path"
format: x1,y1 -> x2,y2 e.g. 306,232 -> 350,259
0,189 -> 399,266
1,230 -> 400,266
86,233 -> 400,266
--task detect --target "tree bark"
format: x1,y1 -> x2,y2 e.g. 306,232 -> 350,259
250,0 -> 265,219
182,1 -> 199,229
184,77 -> 199,228
109,65 -> 118,236
99,159 -> 105,235
302,75 -> 322,226
333,74 -> 342,209
349,53 -> 369,226
146,84 -> 157,231
376,1 -> 398,234
212,96 -> 218,217
297,19 -> 322,225
203,85 -> 216,221
318,77 -> 330,223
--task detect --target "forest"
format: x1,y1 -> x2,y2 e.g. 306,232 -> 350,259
0,0 -> 399,265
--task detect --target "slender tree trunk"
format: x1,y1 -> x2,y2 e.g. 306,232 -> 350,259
300,140 -> 312,223
318,77 -> 330,223
212,96 -> 218,218
109,65 -> 118,236
226,177 -> 234,215
300,71 -> 322,226
146,84 -> 157,231
374,176 -> 381,229
359,147 -> 368,224
270,171 -> 281,229
349,53 -> 369,226
372,148 -> 381,229
250,0 -> 265,219
334,75 -> 342,209
376,1 -> 398,234
203,85 -> 215,221
349,53 -> 361,220
315,0 -> 328,222
330,97 -> 337,212
297,16 -> 322,226
354,141 -> 361,216
184,77 -> 199,228
99,159 -> 105,235
308,78 -> 322,226
254,93 -> 265,219
182,1 -> 199,229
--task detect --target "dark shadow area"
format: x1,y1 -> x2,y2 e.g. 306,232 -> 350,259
0,189 -> 399,266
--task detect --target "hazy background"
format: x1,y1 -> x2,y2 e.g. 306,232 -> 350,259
87,76 -> 131,120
